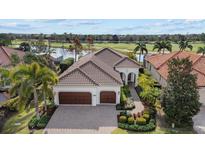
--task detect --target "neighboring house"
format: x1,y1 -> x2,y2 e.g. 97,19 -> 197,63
53,48 -> 141,106
0,92 -> 9,104
0,46 -> 25,67
145,51 -> 205,105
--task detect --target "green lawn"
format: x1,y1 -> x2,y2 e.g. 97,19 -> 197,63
11,39 -> 205,53
1,109 -> 43,134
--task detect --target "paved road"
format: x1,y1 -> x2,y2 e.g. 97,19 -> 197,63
193,106 -> 205,134
44,105 -> 118,134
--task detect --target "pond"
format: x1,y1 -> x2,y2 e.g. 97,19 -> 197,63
45,48 -> 90,62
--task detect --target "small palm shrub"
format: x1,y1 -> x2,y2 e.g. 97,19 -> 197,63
36,115 -> 50,129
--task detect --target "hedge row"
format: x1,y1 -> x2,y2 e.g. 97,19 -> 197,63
118,119 -> 156,132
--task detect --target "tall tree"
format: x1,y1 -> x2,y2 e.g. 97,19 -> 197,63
161,58 -> 201,127
197,46 -> 205,55
10,63 -> 57,119
178,40 -> 193,51
19,42 -> 31,52
39,67 -> 58,113
153,41 -> 172,54
70,37 -> 83,62
10,53 -> 20,66
0,67 -> 11,87
86,35 -> 94,52
134,41 -> 148,62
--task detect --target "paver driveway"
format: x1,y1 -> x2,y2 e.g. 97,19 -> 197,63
44,105 -> 118,134
193,106 -> 205,134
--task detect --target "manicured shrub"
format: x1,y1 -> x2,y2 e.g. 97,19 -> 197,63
136,117 -> 146,125
127,117 -> 134,125
28,116 -> 39,129
36,115 -> 50,129
122,85 -> 131,97
143,113 -> 150,121
120,89 -> 127,104
119,116 -> 127,123
118,118 -> 156,132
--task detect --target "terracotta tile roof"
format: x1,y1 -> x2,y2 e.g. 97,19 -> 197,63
58,48 -> 141,86
0,46 -> 25,67
146,51 -> 205,87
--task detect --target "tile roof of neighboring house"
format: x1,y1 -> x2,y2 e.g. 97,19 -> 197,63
0,46 -> 25,67
58,48 -> 141,86
145,51 -> 205,87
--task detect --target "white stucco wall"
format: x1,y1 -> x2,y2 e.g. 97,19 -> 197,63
115,67 -> 139,85
53,85 -> 121,106
199,88 -> 205,106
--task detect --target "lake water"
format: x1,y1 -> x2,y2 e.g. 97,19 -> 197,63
45,48 -> 89,62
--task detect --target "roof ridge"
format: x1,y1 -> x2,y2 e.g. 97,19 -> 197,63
192,55 -> 203,66
0,46 -> 11,60
113,57 -> 126,66
77,68 -> 99,86
157,51 -> 181,69
193,67 -> 205,76
114,57 -> 141,67
95,47 -> 125,58
88,61 -> 122,84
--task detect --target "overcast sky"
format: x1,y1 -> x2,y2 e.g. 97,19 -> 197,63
0,19 -> 205,34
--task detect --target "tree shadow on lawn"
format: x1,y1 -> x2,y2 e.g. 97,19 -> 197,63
1,109 -> 43,134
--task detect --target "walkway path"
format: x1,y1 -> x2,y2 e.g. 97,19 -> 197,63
128,83 -> 144,114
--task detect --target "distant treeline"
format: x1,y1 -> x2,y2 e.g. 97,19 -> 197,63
1,33 -> 205,43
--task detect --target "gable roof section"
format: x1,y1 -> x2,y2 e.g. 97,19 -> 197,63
80,61 -> 121,85
94,48 -> 124,66
59,68 -> 98,86
146,51 -> 205,87
59,49 -> 124,86
0,46 -> 25,67
114,57 -> 141,68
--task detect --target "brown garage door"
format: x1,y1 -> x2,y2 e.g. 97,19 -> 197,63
100,91 -> 116,104
59,92 -> 91,104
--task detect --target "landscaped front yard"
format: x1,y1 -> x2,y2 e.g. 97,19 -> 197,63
1,109 -> 43,134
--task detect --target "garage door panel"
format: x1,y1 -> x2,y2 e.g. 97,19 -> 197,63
100,91 -> 116,103
59,92 -> 91,104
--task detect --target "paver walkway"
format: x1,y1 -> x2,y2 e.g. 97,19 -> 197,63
128,83 -> 144,114
44,105 -> 118,134
193,106 -> 205,134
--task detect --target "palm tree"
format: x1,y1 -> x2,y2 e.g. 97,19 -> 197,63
178,40 -> 193,51
0,67 -> 11,88
71,37 -> 83,62
40,67 -> 58,113
153,41 -> 172,54
134,42 -> 148,62
197,46 -> 205,55
10,63 -> 57,119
